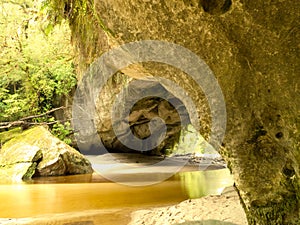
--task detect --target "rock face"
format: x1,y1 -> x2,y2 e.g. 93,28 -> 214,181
100,79 -> 191,155
0,126 -> 93,181
49,0 -> 299,224
75,75 -> 192,155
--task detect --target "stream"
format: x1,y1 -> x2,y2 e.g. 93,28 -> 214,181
0,168 -> 233,224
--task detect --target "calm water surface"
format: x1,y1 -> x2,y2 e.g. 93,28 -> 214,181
0,169 -> 233,220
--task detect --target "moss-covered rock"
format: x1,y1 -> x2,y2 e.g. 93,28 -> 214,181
0,144 -> 42,181
0,127 -> 23,146
0,126 -> 93,181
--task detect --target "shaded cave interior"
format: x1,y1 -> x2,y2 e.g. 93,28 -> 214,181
77,77 -> 216,159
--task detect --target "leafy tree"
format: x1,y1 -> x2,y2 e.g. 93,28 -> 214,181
0,0 -> 76,122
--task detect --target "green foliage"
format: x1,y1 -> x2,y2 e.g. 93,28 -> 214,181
0,0 -> 76,122
41,0 -> 114,73
51,121 -> 72,145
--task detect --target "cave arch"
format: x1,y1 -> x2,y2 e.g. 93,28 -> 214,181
52,0 -> 299,223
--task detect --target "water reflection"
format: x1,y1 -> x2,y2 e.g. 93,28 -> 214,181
0,169 -> 233,218
175,169 -> 233,199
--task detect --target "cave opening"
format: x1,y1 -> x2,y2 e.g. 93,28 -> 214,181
80,76 -> 225,175
98,79 -> 192,156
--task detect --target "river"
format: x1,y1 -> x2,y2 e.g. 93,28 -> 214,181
0,167 -> 233,224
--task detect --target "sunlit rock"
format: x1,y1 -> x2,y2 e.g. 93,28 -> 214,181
168,124 -> 205,156
0,126 -> 93,181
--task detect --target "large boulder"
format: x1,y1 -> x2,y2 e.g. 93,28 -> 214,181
0,126 -> 93,181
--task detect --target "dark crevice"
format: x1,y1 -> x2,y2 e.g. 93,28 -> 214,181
199,0 -> 232,15
282,165 -> 295,178
275,132 -> 283,139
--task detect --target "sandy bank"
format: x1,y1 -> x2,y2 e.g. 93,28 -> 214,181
129,186 -> 248,225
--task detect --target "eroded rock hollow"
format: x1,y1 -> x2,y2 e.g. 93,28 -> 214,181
49,0 -> 300,224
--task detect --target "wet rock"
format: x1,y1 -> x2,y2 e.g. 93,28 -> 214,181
0,126 -> 93,181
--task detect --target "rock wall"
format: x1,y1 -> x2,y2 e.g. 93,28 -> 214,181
50,0 -> 299,224
99,79 -> 190,155
75,72 -> 192,155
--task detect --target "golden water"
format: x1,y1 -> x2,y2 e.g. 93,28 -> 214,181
0,169 -> 233,224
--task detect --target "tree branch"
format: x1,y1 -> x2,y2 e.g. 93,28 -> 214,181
0,106 -> 66,129
19,106 -> 66,121
0,120 -> 66,130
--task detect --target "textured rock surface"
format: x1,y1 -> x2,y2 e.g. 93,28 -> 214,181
76,76 -> 191,155
101,79 -> 190,155
0,126 -> 93,181
49,0 -> 299,224
0,127 -> 23,146
0,144 -> 42,181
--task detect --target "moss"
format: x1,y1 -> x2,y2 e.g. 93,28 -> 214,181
1,126 -> 92,179
2,126 -> 49,150
44,0 -> 300,223
242,161 -> 300,225
43,0 -> 113,72
0,127 -> 23,146
166,124 -> 206,156
22,162 -> 37,180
